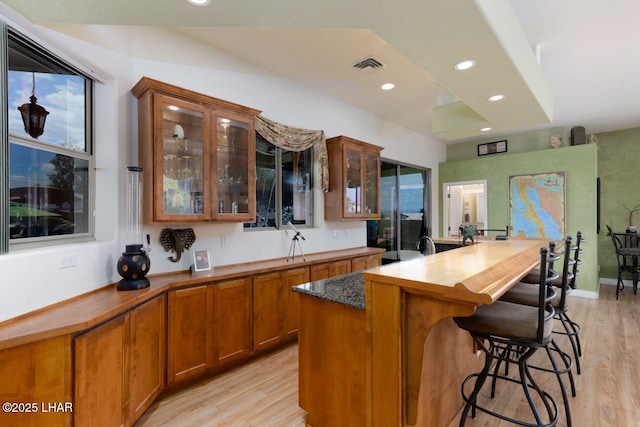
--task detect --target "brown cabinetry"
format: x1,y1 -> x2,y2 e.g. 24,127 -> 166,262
324,135 -> 383,220
211,278 -> 251,367
252,271 -> 284,352
74,295 -> 165,427
75,315 -> 127,427
167,278 -> 251,383
310,259 -> 352,281
167,285 -> 213,384
0,248 -> 382,427
284,267 -> 309,338
253,267 -> 309,352
128,295 -> 166,422
352,254 -> 382,272
0,336 -> 72,427
132,77 -> 260,223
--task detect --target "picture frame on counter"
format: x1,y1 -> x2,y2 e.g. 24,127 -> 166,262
190,249 -> 213,274
477,140 -> 507,156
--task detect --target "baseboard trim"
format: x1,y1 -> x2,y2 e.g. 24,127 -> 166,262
571,288 -> 599,299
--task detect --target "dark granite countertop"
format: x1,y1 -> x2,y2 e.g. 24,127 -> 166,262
293,271 -> 365,310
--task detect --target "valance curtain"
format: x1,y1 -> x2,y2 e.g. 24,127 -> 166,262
255,115 -> 329,192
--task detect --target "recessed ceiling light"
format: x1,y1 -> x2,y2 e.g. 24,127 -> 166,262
480,127 -> 492,132
454,60 -> 476,71
186,0 -> 211,6
381,83 -> 395,91
488,94 -> 505,102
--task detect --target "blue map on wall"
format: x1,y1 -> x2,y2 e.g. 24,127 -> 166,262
509,172 -> 565,239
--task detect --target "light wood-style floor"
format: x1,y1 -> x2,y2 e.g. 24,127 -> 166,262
135,284 -> 640,427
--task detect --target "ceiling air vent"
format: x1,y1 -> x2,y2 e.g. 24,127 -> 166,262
352,57 -> 385,73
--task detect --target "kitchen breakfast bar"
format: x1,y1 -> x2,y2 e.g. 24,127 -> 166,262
294,238 -> 548,427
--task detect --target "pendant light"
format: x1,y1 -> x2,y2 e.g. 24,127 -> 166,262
17,72 -> 49,139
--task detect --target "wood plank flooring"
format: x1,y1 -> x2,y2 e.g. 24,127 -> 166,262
135,284 -> 640,427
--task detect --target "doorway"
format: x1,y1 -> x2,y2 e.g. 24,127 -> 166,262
367,161 -> 431,264
442,180 -> 487,238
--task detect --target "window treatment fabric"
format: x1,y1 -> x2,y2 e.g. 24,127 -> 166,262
255,115 -> 328,192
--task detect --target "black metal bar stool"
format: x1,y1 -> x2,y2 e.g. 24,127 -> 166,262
514,232 -> 584,375
498,237 -> 575,427
454,247 -> 560,427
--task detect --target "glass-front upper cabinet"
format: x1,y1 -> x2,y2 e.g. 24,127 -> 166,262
364,147 -> 380,217
213,113 -> 256,221
157,95 -> 209,221
325,135 -> 383,220
345,147 -> 362,215
132,77 -> 260,223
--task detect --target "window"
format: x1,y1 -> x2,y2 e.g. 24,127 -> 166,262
2,27 -> 93,251
244,133 -> 313,229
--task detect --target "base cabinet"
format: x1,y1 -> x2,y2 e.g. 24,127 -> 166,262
0,336 -> 72,427
310,259 -> 352,281
167,285 -> 213,384
284,267 -> 309,338
128,295 -> 166,422
352,254 -> 381,272
253,267 -> 309,352
252,272 -> 285,352
75,295 -> 165,427
167,278 -> 252,384
211,278 -> 251,367
75,315 -> 126,427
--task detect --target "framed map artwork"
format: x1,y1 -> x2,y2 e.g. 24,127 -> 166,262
509,172 -> 565,239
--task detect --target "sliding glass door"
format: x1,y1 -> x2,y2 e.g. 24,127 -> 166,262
367,161 -> 430,264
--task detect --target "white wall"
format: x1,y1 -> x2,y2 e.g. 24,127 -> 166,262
0,12 -> 446,322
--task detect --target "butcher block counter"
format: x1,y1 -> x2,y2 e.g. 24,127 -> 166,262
294,238 -> 548,427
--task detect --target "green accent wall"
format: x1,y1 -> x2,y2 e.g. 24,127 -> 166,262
595,127 -> 640,280
439,143 -> 598,292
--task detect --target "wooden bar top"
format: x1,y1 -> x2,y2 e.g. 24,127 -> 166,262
364,238 -> 548,305
0,247 -> 382,351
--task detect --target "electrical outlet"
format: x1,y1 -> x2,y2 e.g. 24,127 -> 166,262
345,228 -> 351,237
221,235 -> 229,247
58,254 -> 76,269
332,230 -> 339,238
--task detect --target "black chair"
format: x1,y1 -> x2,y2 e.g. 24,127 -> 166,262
498,237 -> 576,426
504,233 -> 584,376
555,232 -> 584,374
606,224 -> 640,299
454,247 -> 560,426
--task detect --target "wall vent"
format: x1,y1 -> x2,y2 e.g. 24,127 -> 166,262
352,57 -> 385,73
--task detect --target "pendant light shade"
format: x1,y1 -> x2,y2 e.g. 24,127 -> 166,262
17,72 -> 49,139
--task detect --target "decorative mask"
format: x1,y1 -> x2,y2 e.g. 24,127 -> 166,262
159,228 -> 196,262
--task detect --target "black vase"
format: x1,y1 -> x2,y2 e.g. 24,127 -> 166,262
117,244 -> 151,290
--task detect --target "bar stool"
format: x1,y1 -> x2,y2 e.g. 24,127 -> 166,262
555,232 -> 584,373
454,247 -> 560,426
510,232 -> 584,375
498,237 -> 575,427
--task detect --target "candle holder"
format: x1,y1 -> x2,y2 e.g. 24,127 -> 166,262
117,166 -> 151,290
